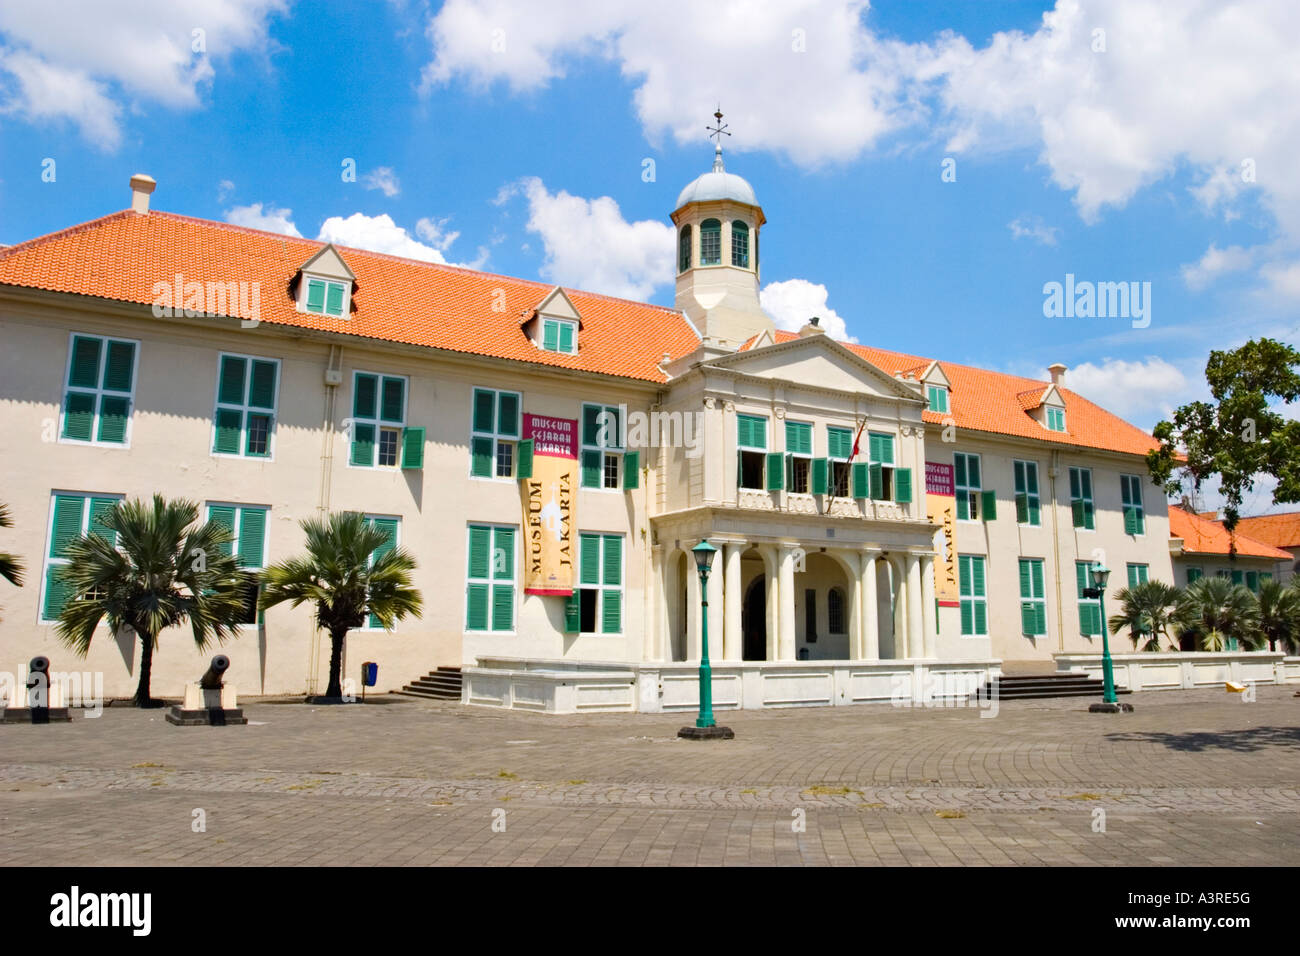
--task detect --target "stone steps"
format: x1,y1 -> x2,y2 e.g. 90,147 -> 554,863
396,666 -> 463,701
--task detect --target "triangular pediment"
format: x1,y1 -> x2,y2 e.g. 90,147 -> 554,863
535,285 -> 582,323
920,360 -> 951,388
708,333 -> 923,401
299,243 -> 355,281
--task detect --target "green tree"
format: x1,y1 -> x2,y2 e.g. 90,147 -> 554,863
1109,580 -> 1182,651
1172,577 -> 1262,652
258,511 -> 422,700
0,502 -> 22,588
54,495 -> 250,707
1147,338 -> 1300,549
1256,578 -> 1300,654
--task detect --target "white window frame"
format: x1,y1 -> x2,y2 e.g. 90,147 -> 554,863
38,491 -> 123,625
785,419 -> 814,495
349,371 -> 408,470
1121,473 -> 1146,537
361,514 -> 402,631
958,554 -> 988,636
737,413 -> 769,491
470,387 -> 522,481
58,332 -> 140,449
541,317 -> 578,355
827,425 -> 853,498
1046,406 -> 1066,432
954,451 -> 982,522
578,531 -> 623,635
464,522 -> 517,634
1019,557 -> 1047,637
206,502 -> 270,628
581,402 -> 624,492
926,384 -> 949,414
1013,459 -> 1041,527
211,352 -> 281,461
1069,466 -> 1095,532
299,274 -> 349,317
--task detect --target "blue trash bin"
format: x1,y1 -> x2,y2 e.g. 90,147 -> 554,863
362,662 -> 378,687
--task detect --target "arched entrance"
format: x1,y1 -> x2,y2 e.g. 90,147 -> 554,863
742,576 -> 767,661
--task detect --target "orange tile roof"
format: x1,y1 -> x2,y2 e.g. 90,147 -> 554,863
753,331 -> 1161,457
1234,511 -> 1300,549
1169,507 -> 1292,559
0,209 -> 699,384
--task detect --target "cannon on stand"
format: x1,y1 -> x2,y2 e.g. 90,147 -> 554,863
166,655 -> 247,726
1,657 -> 73,724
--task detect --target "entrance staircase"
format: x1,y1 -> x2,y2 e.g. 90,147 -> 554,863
974,671 -> 1133,702
397,666 -> 463,701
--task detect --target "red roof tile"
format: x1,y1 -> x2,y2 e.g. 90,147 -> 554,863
1234,511 -> 1300,549
1169,507 -> 1292,559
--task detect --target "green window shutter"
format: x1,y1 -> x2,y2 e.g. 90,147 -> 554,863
381,377 -> 404,423
248,360 -> 277,409
237,508 -> 267,568
737,414 -> 766,450
1026,464 -> 1039,495
623,450 -> 639,489
542,320 -> 558,351
582,405 -> 601,446
1028,496 -> 1040,526
491,584 -> 514,631
466,526 -> 492,582
306,279 -> 325,312
1036,602 -> 1047,637
811,458 -> 828,495
581,449 -> 602,488
974,600 -> 987,635
68,336 -> 102,389
96,396 -> 129,443
214,408 -> 243,455
1032,560 -> 1044,597
1071,499 -> 1085,528
602,589 -> 622,634
1123,506 -> 1137,535
980,490 -> 997,521
894,468 -> 912,504
401,427 -> 425,470
493,527 -> 514,580
49,496 -> 84,558
466,584 -> 489,630
1014,461 -> 1025,494
852,462 -> 869,498
218,355 -> 246,405
497,392 -> 519,438
869,432 -> 894,465
102,341 -> 135,392
954,454 -> 968,488
325,282 -> 345,316
516,438 -> 534,479
88,497 -> 118,547
1126,565 -> 1138,588
1231,569 -> 1244,585
766,452 -> 784,491
207,505 -> 236,557
1187,568 -> 1203,583
369,518 -> 398,563
958,556 -> 971,597
1019,560 -> 1032,599
1069,468 -> 1081,500
63,391 -> 96,441
580,534 -> 601,586
602,536 -> 621,586
1021,601 -> 1037,635
785,422 -> 811,455
353,374 -> 377,419
960,599 -> 973,635
967,455 -> 981,487
1078,602 -> 1090,635
473,389 -> 495,433
972,557 -> 986,597
350,423 -> 375,466
828,427 -> 851,459
869,463 -> 883,500
43,564 -> 71,621
470,436 -> 494,477
1015,492 -> 1029,525
564,592 -> 581,633
558,322 -> 574,353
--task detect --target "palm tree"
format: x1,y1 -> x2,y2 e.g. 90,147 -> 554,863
1256,578 -> 1300,654
1109,580 -> 1181,651
0,502 -> 23,588
54,495 -> 251,707
1173,576 -> 1263,651
259,511 -> 422,701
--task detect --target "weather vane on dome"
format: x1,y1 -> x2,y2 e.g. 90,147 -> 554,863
706,106 -> 729,170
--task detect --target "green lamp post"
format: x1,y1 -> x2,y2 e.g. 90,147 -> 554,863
678,540 -> 734,740
1086,561 -> 1134,713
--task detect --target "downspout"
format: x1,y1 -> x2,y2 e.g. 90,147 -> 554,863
306,344 -> 344,696
1049,448 -> 1065,652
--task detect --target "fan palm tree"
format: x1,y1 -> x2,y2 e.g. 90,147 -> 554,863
1256,578 -> 1300,654
0,502 -> 23,588
1173,576 -> 1263,651
54,495 -> 251,707
1109,580 -> 1181,651
258,511 -> 422,701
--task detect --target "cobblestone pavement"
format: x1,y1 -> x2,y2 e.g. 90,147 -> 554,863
2,686 -> 1298,865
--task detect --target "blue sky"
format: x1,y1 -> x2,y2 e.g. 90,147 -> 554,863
1,0 -> 1297,515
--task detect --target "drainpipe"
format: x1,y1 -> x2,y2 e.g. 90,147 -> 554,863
1049,448 -> 1065,652
306,344 -> 344,695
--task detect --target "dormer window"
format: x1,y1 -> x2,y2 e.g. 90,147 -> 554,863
542,317 -> 577,354
678,225 -> 692,273
731,221 -> 749,268
700,219 -> 721,265
927,384 -> 949,414
305,277 -> 348,317
1046,406 -> 1066,431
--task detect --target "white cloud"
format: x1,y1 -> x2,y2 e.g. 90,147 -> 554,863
1008,215 -> 1059,246
1260,259 -> 1300,298
317,212 -> 449,263
1065,356 -> 1190,425
1181,243 -> 1254,289
505,176 -> 674,300
759,278 -> 856,342
362,166 -> 401,197
225,202 -> 301,237
415,216 -> 461,251
217,178 -> 236,202
0,0 -> 286,149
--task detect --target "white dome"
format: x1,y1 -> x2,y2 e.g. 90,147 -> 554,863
675,157 -> 758,210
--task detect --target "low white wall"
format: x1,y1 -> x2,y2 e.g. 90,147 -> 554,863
1054,650 -> 1292,690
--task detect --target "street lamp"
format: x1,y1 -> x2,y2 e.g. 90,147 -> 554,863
678,540 -> 734,740
1085,561 -> 1134,714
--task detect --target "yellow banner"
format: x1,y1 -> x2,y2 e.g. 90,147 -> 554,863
522,454 -> 576,595
927,491 -> 958,606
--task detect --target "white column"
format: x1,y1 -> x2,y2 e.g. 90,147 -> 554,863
842,551 -> 862,660
763,545 -> 780,662
778,544 -> 797,661
685,552 -> 702,661
706,542 -> 724,662
921,554 -> 937,659
861,551 -> 880,660
906,553 -> 923,661
648,546 -> 664,661
723,541 -> 744,661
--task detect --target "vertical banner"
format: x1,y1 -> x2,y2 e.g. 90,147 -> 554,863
925,461 -> 959,606
522,414 -> 577,595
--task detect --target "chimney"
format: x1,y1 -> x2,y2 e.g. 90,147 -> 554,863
129,174 -> 156,214
1047,362 -> 1067,387
798,316 -> 825,338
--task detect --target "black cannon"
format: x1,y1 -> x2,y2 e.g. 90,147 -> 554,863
2,655 -> 69,723
199,655 -> 231,689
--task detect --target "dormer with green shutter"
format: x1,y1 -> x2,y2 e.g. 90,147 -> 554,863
294,244 -> 356,318
918,361 -> 951,415
524,286 -> 583,355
